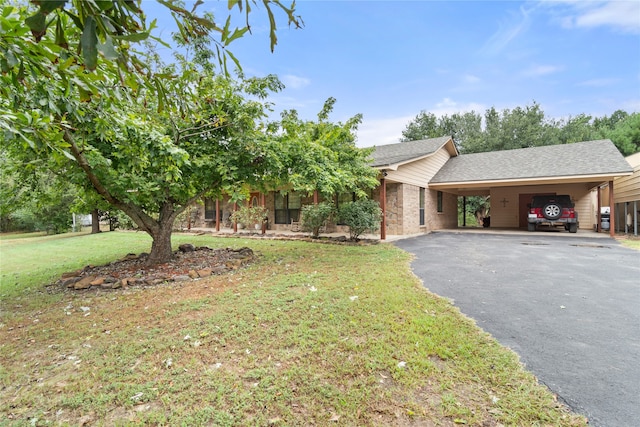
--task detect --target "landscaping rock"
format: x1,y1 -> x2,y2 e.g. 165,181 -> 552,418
178,243 -> 196,253
74,276 -> 96,290
53,246 -> 258,292
197,268 -> 213,277
61,277 -> 81,288
90,277 -> 105,286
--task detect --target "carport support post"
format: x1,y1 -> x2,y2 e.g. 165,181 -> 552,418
233,202 -> 238,233
462,196 -> 467,227
609,181 -> 615,237
380,176 -> 386,240
215,199 -> 220,232
597,186 -> 602,232
633,200 -> 638,236
261,193 -> 266,235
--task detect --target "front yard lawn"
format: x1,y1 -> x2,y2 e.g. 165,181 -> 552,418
0,231 -> 587,426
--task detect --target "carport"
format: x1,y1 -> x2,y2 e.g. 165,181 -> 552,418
429,140 -> 634,237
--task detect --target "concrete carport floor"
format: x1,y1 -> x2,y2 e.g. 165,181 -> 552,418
395,231 -> 640,427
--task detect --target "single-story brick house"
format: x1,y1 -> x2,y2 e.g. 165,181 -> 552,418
193,136 -> 633,238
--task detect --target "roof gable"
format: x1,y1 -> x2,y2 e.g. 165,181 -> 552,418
369,136 -> 457,168
430,139 -> 633,184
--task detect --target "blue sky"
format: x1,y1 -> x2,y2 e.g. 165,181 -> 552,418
148,1 -> 640,147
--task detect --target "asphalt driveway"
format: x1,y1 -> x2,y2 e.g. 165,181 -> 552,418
395,231 -> 640,427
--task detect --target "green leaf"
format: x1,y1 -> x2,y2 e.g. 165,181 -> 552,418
38,1 -> 67,15
111,30 -> 150,42
226,50 -> 242,72
98,36 -> 119,60
227,0 -> 242,11
16,60 -> 24,81
81,16 -> 98,70
25,12 -> 46,40
62,10 -> 82,29
221,15 -> 231,41
54,14 -> 68,48
95,1 -> 114,11
154,79 -> 165,113
225,27 -> 249,45
5,50 -> 18,68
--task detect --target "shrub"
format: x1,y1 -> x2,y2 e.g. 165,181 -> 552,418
301,202 -> 334,238
230,205 -> 268,229
338,199 -> 382,240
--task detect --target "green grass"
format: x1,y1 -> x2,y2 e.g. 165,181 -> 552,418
0,231 -> 587,426
620,237 -> 640,250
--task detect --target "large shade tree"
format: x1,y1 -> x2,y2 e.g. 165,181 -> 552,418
0,1 -> 303,263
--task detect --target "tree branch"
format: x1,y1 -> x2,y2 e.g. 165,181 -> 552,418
63,128 -> 158,234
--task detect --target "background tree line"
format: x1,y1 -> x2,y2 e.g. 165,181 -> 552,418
401,102 -> 640,156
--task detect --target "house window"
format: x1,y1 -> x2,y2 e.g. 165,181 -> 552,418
274,192 -> 302,224
419,187 -> 425,225
204,198 -> 220,220
437,191 -> 443,213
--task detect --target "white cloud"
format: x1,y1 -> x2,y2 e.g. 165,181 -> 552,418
576,77 -> 619,87
546,0 -> 640,34
356,116 -> 413,148
522,64 -> 564,77
430,98 -> 486,117
356,99 -> 487,147
282,74 -> 311,90
480,5 -> 533,56
463,74 -> 481,84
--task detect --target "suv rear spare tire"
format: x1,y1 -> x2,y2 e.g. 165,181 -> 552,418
543,203 -> 562,220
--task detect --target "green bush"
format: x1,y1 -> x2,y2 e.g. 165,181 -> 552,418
301,202 -> 334,238
338,199 -> 382,240
230,205 -> 268,229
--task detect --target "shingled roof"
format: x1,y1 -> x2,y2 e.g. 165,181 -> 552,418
430,139 -> 633,184
370,136 -> 455,168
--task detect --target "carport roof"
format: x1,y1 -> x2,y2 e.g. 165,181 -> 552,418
369,136 -> 456,168
430,139 -> 633,186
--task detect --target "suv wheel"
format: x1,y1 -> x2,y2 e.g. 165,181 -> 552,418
527,223 -> 536,232
543,203 -> 562,220
569,223 -> 578,233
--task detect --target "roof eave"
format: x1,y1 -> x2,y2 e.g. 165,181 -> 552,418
371,137 -> 457,171
429,171 -> 634,190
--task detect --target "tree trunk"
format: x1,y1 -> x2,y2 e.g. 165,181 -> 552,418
91,209 -> 101,234
147,223 -> 174,264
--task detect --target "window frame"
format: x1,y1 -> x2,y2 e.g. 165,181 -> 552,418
204,198 -> 221,221
274,192 -> 302,224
